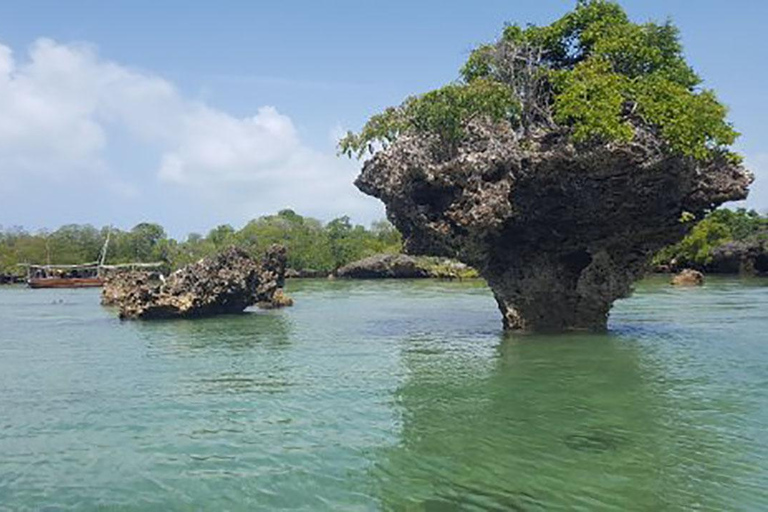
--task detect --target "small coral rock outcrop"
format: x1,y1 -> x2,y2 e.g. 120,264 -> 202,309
109,245 -> 288,320
335,253 -> 478,280
336,254 -> 431,279
671,269 -> 704,286
257,288 -> 294,309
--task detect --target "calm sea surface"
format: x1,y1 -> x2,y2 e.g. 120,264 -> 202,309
0,276 -> 767,511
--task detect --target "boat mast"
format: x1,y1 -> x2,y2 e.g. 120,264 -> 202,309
99,230 -> 111,268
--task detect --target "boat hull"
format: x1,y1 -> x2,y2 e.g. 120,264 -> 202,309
28,277 -> 104,289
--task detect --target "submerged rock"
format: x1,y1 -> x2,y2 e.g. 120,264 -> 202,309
671,269 -> 704,286
257,288 -> 294,309
336,254 -> 431,279
109,245 -> 288,320
355,123 -> 752,330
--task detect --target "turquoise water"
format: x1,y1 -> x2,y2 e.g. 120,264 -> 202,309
0,277 -> 767,511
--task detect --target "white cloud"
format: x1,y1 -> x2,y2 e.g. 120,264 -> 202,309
158,105 -> 300,184
0,40 -> 106,176
745,153 -> 768,213
0,38 -> 381,230
730,153 -> 768,214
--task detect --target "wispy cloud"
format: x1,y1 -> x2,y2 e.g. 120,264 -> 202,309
733,153 -> 768,214
0,38 -> 382,230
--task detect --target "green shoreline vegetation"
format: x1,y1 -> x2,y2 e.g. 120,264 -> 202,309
654,207 -> 767,271
1,207 -> 765,280
0,209 -> 401,278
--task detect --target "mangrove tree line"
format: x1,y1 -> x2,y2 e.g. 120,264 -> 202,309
0,210 -> 401,276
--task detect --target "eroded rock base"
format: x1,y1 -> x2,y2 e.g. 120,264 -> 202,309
494,293 -> 611,331
483,251 -> 636,331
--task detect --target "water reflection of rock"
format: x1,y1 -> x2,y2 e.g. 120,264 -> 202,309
138,310 -> 291,349
134,311 -> 293,396
373,332 -> 742,511
147,313 -> 301,466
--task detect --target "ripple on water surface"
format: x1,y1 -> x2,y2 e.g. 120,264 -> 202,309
0,277 -> 767,511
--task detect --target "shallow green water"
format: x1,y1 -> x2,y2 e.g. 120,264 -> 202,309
0,276 -> 767,511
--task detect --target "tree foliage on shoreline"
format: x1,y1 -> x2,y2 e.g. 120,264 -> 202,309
654,209 -> 768,269
2,208 -> 765,277
340,0 -> 738,162
0,210 -> 402,276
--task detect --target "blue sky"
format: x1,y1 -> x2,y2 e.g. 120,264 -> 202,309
0,0 -> 766,237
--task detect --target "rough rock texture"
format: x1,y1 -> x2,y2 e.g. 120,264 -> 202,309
101,271 -> 163,306
709,239 -> 768,275
336,254 -> 431,279
108,245 -> 288,319
257,288 -> 294,309
355,123 -> 752,330
671,269 -> 704,286
335,253 -> 477,280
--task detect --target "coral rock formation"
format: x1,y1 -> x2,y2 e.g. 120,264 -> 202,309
336,254 -> 431,279
106,245 -> 288,319
345,2 -> 756,330
101,271 -> 163,306
257,288 -> 294,309
355,125 -> 751,330
671,269 -> 704,286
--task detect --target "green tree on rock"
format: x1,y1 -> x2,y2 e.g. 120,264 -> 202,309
340,0 -> 739,163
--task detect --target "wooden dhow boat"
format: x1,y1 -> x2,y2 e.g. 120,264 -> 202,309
26,263 -> 104,288
20,232 -> 163,289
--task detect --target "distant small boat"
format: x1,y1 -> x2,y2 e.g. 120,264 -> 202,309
24,263 -> 164,289
27,267 -> 104,288
29,277 -> 104,288
20,231 -> 163,289
22,262 -> 102,288
30,278 -> 102,288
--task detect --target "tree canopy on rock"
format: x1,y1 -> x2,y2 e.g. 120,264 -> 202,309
340,0 -> 738,162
